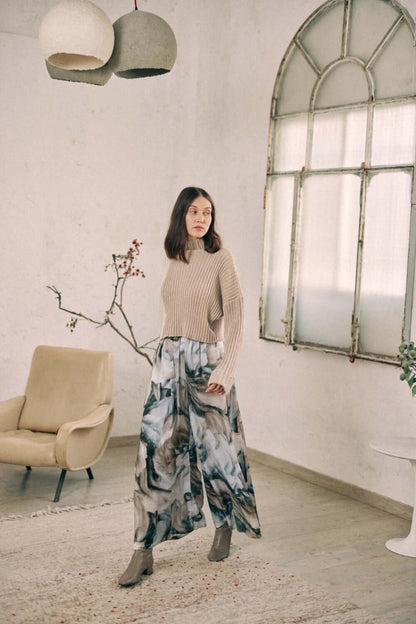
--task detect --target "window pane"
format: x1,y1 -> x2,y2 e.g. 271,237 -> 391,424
299,0 -> 344,72
372,21 -> 416,99
264,0 -> 416,360
372,102 -> 416,166
315,61 -> 370,109
277,45 -> 317,115
294,174 -> 361,348
311,108 -> 367,169
263,176 -> 294,339
359,171 -> 411,356
274,114 -> 308,172
348,0 -> 400,63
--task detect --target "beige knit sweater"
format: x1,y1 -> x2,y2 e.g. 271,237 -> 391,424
160,238 -> 244,394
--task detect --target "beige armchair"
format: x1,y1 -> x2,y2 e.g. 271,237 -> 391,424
0,345 -> 114,502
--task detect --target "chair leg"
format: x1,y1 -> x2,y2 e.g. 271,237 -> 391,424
54,469 -> 67,503
53,468 -> 94,503
26,466 -> 32,471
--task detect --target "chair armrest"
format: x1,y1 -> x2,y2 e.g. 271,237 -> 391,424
55,404 -> 114,471
0,396 -> 26,431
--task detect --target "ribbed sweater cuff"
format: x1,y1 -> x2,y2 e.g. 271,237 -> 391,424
208,296 -> 243,394
208,368 -> 234,395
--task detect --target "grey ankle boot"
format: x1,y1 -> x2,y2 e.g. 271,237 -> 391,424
208,525 -> 232,561
119,548 -> 154,587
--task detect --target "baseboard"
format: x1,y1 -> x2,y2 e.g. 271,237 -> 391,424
108,435 -> 139,448
108,436 -> 412,521
247,448 -> 413,522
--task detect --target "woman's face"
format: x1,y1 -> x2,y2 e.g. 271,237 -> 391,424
185,195 -> 212,239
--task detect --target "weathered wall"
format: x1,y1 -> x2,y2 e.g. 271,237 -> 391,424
1,0 -> 416,505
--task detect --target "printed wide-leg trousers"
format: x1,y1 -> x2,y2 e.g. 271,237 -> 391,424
133,337 -> 261,549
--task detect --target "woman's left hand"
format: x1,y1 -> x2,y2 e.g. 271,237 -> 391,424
206,383 -> 225,395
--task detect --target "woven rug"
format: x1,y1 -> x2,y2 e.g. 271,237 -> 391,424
0,501 -> 390,624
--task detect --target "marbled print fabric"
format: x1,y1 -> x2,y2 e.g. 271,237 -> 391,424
133,337 -> 261,549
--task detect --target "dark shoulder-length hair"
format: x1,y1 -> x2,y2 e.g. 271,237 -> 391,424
164,187 -> 222,263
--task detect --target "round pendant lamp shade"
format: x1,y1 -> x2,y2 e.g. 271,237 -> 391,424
45,61 -> 112,85
109,10 -> 177,79
39,0 -> 114,70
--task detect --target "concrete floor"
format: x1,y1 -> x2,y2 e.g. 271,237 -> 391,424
1,444 -> 416,624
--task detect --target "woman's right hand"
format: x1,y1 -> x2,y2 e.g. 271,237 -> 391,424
205,383 -> 225,395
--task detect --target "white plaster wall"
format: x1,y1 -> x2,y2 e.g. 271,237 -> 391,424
1,0 -> 416,506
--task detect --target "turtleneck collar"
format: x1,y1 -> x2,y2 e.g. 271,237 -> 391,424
185,238 -> 205,251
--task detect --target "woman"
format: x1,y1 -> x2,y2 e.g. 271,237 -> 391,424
119,187 -> 261,587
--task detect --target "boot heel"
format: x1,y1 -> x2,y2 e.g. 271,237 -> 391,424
119,549 -> 154,587
208,525 -> 232,561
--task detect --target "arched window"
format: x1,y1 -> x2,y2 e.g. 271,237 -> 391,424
260,0 -> 416,362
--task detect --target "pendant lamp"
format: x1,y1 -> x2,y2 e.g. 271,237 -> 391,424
109,9 -> 177,79
45,61 -> 112,85
39,0 -> 114,71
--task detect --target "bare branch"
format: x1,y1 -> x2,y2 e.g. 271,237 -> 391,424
47,240 -> 154,367
47,286 -> 104,326
107,255 -> 122,315
115,302 -> 138,347
119,264 -> 130,308
139,337 -> 159,351
106,316 -> 153,365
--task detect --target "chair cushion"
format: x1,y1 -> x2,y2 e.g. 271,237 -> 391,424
19,345 -> 113,434
0,430 -> 57,466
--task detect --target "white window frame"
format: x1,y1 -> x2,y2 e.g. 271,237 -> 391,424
260,0 -> 416,364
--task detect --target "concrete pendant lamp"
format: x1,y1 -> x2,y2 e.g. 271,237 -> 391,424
39,0 -> 114,71
109,6 -> 177,79
45,61 -> 112,86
